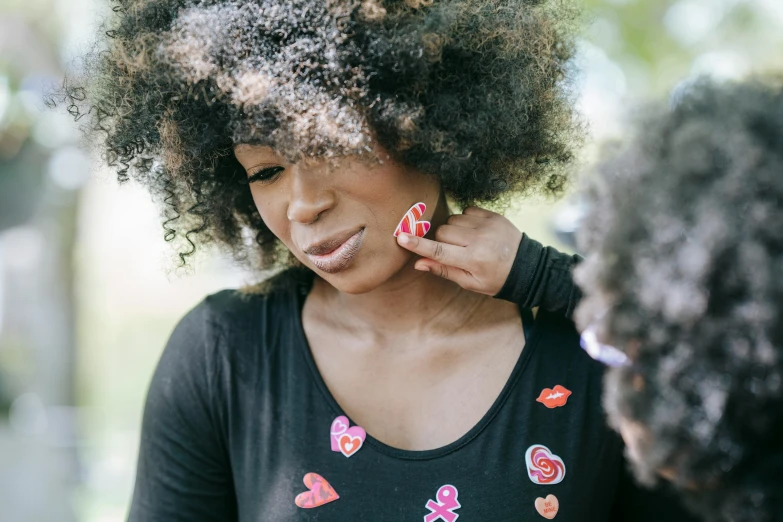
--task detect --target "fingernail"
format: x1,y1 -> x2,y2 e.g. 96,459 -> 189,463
398,233 -> 409,244
416,265 -> 430,272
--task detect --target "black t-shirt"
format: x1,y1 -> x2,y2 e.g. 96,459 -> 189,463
128,268 -> 695,521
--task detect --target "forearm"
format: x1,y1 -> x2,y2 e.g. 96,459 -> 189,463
494,233 -> 583,318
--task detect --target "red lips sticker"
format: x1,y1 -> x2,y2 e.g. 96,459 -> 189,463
536,385 -> 572,409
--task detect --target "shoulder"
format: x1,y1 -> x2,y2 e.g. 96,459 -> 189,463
161,267 -> 311,369
194,267 -> 313,336
149,267 -> 313,413
182,267 -> 313,381
532,307 -> 581,349
530,308 -> 606,384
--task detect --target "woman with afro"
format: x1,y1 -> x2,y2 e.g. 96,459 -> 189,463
575,78 -> 783,522
53,0 -> 695,520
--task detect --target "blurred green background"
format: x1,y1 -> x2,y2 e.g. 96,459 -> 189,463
0,0 -> 781,520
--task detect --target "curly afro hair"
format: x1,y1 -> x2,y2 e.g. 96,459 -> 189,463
50,0 -> 581,268
574,78 -> 783,522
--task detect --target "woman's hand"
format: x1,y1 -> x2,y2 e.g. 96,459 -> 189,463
396,206 -> 522,296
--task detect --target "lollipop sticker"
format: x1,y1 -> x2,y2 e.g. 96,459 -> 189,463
525,444 -> 566,485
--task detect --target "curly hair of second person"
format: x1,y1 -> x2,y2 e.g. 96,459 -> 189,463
49,0 -> 582,268
574,78 -> 783,522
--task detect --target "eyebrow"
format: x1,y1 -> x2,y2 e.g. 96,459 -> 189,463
246,162 -> 277,172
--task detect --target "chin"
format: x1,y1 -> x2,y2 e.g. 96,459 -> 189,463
319,268 -> 393,294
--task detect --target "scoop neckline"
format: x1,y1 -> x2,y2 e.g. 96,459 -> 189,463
291,274 -> 543,461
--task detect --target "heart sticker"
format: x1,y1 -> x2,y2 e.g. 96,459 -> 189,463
536,385 -> 572,409
525,444 -> 566,485
330,416 -> 349,452
394,202 -> 431,238
535,494 -> 559,519
294,472 -> 340,509
330,416 -> 366,457
338,426 -> 366,458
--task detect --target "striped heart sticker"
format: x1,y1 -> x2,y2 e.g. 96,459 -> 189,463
393,202 -> 431,238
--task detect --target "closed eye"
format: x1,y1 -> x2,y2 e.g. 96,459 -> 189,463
242,166 -> 285,185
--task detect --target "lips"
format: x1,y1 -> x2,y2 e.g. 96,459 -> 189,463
536,385 -> 572,408
303,228 -> 365,274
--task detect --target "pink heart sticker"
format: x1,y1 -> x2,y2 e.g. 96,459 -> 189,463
525,444 -> 566,485
294,472 -> 339,509
330,416 -> 349,452
338,426 -> 366,458
394,202 -> 431,238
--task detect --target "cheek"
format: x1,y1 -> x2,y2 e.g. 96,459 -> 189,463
344,161 -> 440,230
250,187 -> 290,241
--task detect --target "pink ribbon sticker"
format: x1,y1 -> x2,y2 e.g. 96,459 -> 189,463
424,484 -> 461,522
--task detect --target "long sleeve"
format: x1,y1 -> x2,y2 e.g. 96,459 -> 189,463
127,299 -> 237,522
494,233 -> 583,318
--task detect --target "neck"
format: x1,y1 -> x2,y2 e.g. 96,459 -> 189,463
312,264 -> 485,337
308,194 -> 492,344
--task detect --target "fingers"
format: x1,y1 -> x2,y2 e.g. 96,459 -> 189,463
396,233 -> 470,269
414,259 -> 480,290
434,224 -> 476,247
445,213 -> 485,229
462,206 -> 497,218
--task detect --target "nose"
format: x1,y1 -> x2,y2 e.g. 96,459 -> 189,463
286,164 -> 335,224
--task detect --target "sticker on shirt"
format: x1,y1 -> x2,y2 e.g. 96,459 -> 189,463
536,385 -> 572,409
535,494 -> 559,519
525,444 -> 566,485
394,202 -> 431,238
295,472 -> 339,509
424,484 -> 461,522
330,415 -> 367,458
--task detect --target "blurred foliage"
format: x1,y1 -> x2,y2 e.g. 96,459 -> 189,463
583,0 -> 783,95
